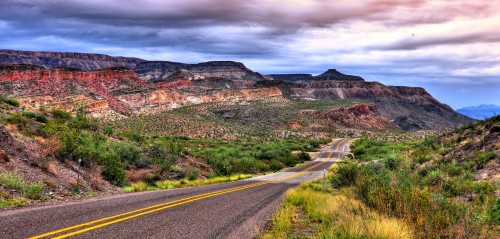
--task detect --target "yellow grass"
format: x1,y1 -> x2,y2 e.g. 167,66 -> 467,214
262,182 -> 414,239
123,174 -> 253,192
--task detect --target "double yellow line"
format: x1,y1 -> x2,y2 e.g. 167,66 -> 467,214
30,139 -> 346,239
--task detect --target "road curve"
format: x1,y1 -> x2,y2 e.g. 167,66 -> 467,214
0,138 -> 350,239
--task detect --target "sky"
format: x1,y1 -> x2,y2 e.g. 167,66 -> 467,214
0,0 -> 499,109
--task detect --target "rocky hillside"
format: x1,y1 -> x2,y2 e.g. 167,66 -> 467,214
287,81 -> 472,130
0,49 -> 145,71
0,64 -> 282,117
0,49 -> 474,131
134,61 -> 266,82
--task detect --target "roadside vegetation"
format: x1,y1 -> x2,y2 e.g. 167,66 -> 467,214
262,166 -> 413,239
1,98 -> 328,205
0,172 -> 43,208
123,174 -> 253,193
264,116 -> 499,238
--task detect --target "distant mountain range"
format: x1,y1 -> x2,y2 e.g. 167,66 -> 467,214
0,49 -> 474,131
456,104 -> 500,120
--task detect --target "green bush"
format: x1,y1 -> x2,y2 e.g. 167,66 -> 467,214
103,126 -> 114,135
424,170 -> 445,186
0,173 -> 25,190
6,113 -> 29,126
331,161 -> 359,188
101,154 -> 127,186
0,97 -> 20,107
22,183 -> 43,200
22,111 -> 48,123
384,154 -> 399,170
107,141 -> 141,165
0,173 -> 44,200
489,198 -> 500,225
474,151 -> 496,169
50,109 -> 71,120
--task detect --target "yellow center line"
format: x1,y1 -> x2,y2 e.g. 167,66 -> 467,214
30,139 -> 347,239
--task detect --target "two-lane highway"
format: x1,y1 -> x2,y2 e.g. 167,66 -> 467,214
0,138 -> 350,239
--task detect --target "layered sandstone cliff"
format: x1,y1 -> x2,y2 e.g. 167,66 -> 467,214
0,65 -> 282,116
134,61 -> 266,82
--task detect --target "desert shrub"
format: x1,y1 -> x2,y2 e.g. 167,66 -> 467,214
100,153 -> 127,186
6,113 -> 29,126
103,125 -> 114,135
384,153 -> 400,170
331,161 -> 359,188
269,160 -> 285,172
22,111 -> 48,123
50,109 -> 71,120
0,97 -> 20,107
297,151 -> 311,161
107,141 -> 141,165
146,142 -> 179,174
58,129 -> 103,164
0,172 -> 25,190
0,173 -> 43,200
424,170 -> 445,186
443,179 -> 473,196
489,198 -> 500,225
22,183 -> 43,200
474,151 -> 496,169
118,130 -> 145,143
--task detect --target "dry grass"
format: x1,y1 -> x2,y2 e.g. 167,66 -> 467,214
262,184 -> 414,239
123,174 -> 253,193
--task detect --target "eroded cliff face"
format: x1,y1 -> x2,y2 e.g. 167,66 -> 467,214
117,87 -> 283,114
0,50 -> 145,71
0,67 -> 282,116
0,68 -> 149,114
134,61 -> 266,82
289,81 -> 472,130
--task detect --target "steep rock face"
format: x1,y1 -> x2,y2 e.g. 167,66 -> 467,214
118,87 -> 283,113
17,95 -> 109,114
301,104 -> 400,130
0,68 -> 150,114
0,49 -> 145,71
290,81 -> 473,130
134,61 -> 266,82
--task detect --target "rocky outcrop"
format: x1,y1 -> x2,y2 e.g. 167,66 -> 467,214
117,87 -> 283,113
0,67 -> 149,114
17,95 -> 109,113
0,49 -> 145,71
301,104 -> 400,131
165,69 -> 195,81
288,81 -> 473,130
313,69 -> 364,82
134,61 -> 266,82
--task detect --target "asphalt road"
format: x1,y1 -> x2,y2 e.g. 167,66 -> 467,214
0,138 -> 350,239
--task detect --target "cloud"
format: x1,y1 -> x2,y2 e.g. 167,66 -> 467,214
0,0 -> 499,108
